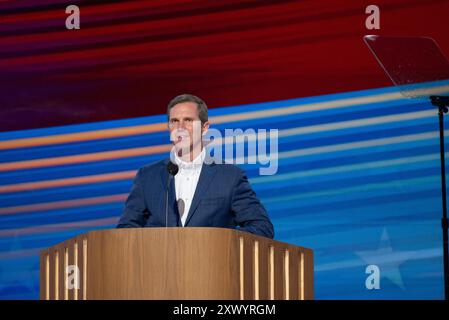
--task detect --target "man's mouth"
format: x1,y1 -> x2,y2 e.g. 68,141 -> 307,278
173,131 -> 189,144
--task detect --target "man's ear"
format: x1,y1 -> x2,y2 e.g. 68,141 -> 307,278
202,121 -> 210,135
167,117 -> 172,131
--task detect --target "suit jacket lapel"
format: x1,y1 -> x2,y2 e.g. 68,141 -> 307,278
184,162 -> 217,226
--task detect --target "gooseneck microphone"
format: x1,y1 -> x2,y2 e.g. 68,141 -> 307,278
165,161 -> 179,227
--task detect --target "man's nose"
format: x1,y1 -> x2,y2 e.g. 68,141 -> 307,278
178,120 -> 188,129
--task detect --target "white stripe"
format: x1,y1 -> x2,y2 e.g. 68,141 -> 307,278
278,131 -> 440,159
231,131 -> 440,164
212,91 -> 407,123
262,175 -> 439,204
277,110 -> 435,137
215,83 -> 449,121
211,109 -> 435,146
315,248 -> 441,272
252,153 -> 442,184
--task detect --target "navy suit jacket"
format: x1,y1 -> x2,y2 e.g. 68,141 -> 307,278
117,158 -> 274,239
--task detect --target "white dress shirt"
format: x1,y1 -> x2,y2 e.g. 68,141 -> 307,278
173,149 -> 205,226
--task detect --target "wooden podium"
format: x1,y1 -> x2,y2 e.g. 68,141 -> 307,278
40,228 -> 313,300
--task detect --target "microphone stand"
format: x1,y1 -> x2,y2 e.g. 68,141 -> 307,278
430,95 -> 449,300
165,162 -> 179,227
165,174 -> 171,228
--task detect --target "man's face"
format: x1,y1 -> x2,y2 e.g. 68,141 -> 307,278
168,102 -> 209,153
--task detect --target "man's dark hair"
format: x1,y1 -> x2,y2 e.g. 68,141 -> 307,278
167,94 -> 208,124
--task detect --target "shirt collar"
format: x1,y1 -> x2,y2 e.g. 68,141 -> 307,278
173,148 -> 205,170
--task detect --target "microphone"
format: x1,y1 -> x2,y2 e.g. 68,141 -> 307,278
167,161 -> 179,176
165,161 -> 179,227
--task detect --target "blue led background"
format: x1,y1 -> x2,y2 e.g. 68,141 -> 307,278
1,84 -> 448,299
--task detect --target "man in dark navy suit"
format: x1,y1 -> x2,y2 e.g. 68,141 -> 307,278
117,94 -> 274,239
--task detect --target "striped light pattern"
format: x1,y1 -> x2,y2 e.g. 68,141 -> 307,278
1,84 -> 448,299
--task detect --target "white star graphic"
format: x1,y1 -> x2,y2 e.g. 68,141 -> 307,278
355,228 -> 417,290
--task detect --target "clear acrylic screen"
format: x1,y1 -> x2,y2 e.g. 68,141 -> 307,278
364,35 -> 449,99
